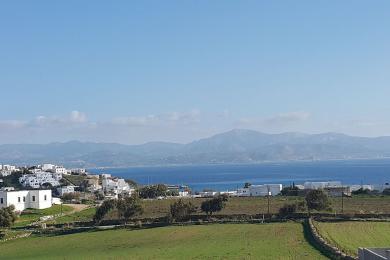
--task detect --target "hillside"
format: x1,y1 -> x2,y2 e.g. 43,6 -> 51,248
1,129 -> 390,167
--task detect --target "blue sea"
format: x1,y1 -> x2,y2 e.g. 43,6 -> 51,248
89,159 -> 390,192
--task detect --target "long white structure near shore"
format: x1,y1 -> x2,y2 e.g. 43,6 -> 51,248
0,188 -> 52,211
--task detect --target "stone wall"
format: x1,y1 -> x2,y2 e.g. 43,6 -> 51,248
307,218 -> 357,260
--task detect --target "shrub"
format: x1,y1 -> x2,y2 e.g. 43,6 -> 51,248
0,205 -> 17,228
201,194 -> 228,218
169,199 -> 196,222
305,190 -> 331,213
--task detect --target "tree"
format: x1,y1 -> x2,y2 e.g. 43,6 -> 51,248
116,194 -> 143,225
169,199 -> 196,222
61,192 -> 81,202
352,188 -> 371,195
383,188 -> 390,196
0,206 -> 17,228
244,182 -> 251,188
305,190 -> 331,213
278,203 -> 297,218
280,186 -> 299,196
139,184 -> 168,199
201,194 -> 228,218
125,179 -> 137,188
93,199 -> 117,224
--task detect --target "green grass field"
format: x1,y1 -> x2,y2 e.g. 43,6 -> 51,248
315,221 -> 390,256
0,223 -> 326,259
13,205 -> 73,227
47,196 -> 390,225
54,207 -> 96,224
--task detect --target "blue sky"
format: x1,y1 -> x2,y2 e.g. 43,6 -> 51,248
1,1 -> 390,144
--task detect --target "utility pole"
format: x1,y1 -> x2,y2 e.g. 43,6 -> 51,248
267,185 -> 271,219
341,189 -> 344,214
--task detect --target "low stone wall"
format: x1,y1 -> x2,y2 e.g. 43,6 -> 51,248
307,218 -> 357,260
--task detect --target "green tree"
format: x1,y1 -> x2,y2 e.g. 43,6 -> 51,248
139,184 -> 168,199
201,194 -> 228,218
278,203 -> 297,218
116,194 -> 143,225
0,205 -> 17,228
305,190 -> 331,214
61,192 -> 81,202
125,179 -> 137,188
93,199 -> 117,224
383,188 -> 390,196
169,199 -> 196,222
244,182 -> 251,188
280,186 -> 299,196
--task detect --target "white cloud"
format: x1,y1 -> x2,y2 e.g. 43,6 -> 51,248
237,111 -> 310,126
264,111 -> 310,125
70,111 -> 87,123
112,110 -> 201,127
0,120 -> 26,129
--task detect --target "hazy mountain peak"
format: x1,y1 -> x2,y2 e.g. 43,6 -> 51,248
1,129 -> 390,167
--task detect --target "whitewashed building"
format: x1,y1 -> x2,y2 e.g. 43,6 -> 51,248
304,181 -> 342,190
350,185 -> 374,192
0,188 -> 52,211
0,164 -> 18,177
237,188 -> 250,197
70,168 -> 86,175
101,175 -> 133,195
41,164 -> 56,171
19,171 -> 62,188
249,184 -> 282,196
57,186 -> 75,196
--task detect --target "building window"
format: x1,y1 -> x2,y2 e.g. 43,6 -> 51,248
18,197 -> 20,202
32,196 -> 36,202
0,198 -> 3,204
44,195 -> 47,201
23,197 -> 26,202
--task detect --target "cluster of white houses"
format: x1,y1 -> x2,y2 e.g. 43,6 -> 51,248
0,164 -> 19,177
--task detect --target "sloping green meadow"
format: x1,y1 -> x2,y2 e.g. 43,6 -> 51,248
315,221 -> 390,256
0,223 -> 326,259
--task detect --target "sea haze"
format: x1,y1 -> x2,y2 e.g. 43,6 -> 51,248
89,159 -> 390,192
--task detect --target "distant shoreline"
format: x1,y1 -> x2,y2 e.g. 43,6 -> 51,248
87,157 -> 390,170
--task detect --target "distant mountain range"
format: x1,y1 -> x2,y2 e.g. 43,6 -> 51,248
1,129 -> 390,168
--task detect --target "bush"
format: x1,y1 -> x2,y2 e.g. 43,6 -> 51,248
280,186 -> 299,196
139,184 -> 168,199
305,190 -> 331,213
169,199 -> 196,222
278,203 -> 299,218
0,205 -> 17,228
61,192 -> 81,202
201,194 -> 228,217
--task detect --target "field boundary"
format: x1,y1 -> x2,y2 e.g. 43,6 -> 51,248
307,218 -> 357,260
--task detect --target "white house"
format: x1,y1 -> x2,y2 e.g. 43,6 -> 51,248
350,185 -> 374,192
42,164 -> 56,171
0,164 -> 18,177
0,188 -> 52,211
101,175 -> 133,195
237,188 -> 250,197
54,166 -> 67,175
249,184 -> 282,196
304,181 -> 342,190
70,168 -> 86,175
57,186 -> 75,196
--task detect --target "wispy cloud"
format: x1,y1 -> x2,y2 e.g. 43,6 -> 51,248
237,111 -> 310,126
111,110 -> 201,127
